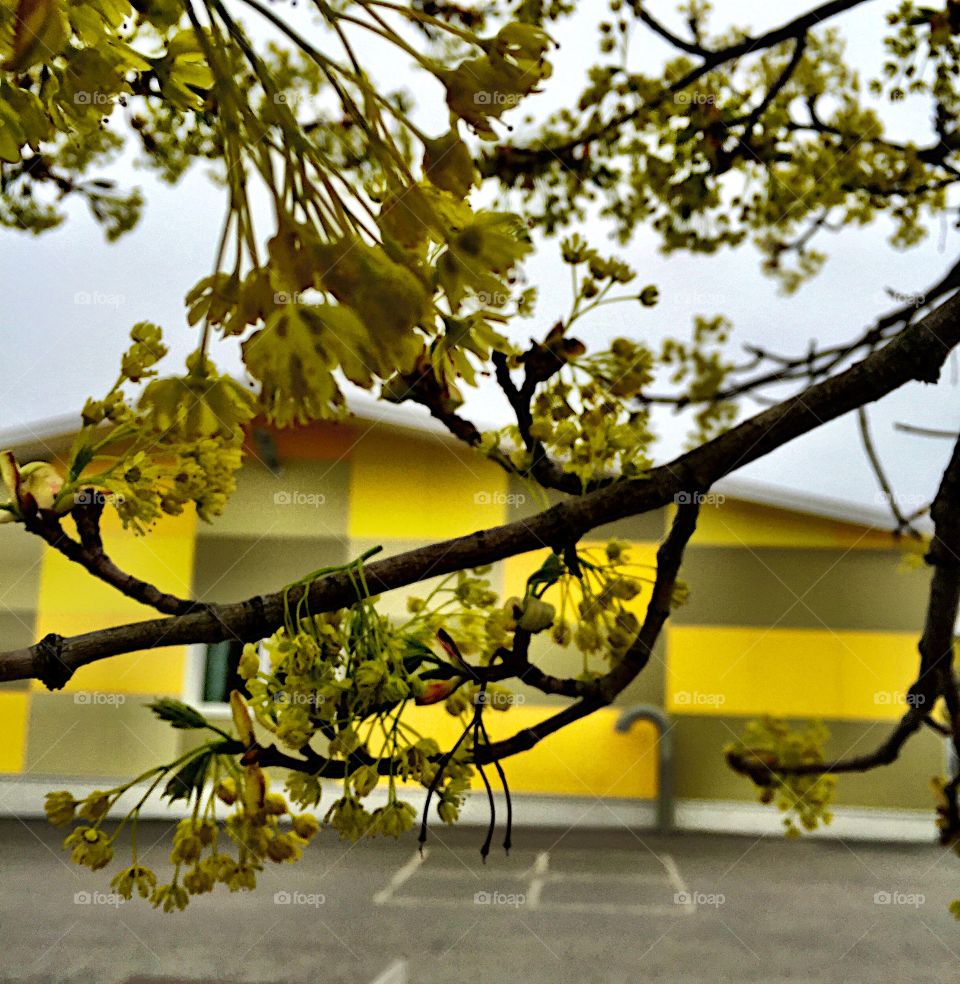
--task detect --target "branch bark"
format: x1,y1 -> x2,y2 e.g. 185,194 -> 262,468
3,293 -> 960,689
24,501 -> 199,617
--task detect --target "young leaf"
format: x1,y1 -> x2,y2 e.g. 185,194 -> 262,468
148,698 -> 211,730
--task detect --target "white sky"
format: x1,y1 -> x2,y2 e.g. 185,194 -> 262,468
1,0 -> 958,513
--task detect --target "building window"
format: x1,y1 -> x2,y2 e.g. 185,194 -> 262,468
201,640 -> 247,704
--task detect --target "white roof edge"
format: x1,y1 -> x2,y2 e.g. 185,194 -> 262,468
0,410 -> 926,533
714,475 -> 931,533
0,413 -> 81,452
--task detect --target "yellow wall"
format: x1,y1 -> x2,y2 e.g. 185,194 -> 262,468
32,509 -> 197,695
667,625 -> 918,720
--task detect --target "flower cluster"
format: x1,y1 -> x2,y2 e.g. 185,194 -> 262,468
726,717 -> 836,837
61,326 -> 254,532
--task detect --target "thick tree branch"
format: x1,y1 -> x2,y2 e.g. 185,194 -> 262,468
474,502 -> 700,764
3,294 -> 960,688
23,500 -> 199,616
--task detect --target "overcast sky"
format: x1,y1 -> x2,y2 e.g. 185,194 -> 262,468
1,0 -> 957,514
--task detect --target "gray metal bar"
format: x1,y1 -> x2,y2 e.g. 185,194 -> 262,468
615,705 -> 673,834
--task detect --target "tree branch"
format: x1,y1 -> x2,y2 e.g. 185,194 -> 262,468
3,293 -> 959,688
474,502 -> 700,764
489,0 -> 876,170
23,500 -> 200,616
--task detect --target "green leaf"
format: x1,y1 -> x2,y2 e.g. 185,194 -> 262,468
162,750 -> 212,803
68,444 -> 95,483
147,698 -> 210,730
526,552 -> 564,590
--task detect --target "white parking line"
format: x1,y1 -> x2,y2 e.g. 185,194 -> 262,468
660,852 -> 696,914
527,851 -> 550,910
373,849 -> 428,906
372,846 -> 693,918
368,958 -> 408,984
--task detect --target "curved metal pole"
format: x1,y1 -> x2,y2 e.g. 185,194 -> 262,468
615,705 -> 674,833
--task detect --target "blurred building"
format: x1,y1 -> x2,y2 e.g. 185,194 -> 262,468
0,404 -> 943,837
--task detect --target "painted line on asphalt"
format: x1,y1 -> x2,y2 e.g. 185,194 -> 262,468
660,852 -> 696,914
527,850 -> 550,911
368,958 -> 408,984
373,849 -> 428,906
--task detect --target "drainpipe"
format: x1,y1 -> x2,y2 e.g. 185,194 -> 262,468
615,705 -> 674,834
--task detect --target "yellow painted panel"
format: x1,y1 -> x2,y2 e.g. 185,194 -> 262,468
30,610 -> 186,694
401,703 -> 658,798
0,692 -> 30,773
348,431 -> 508,540
36,534 -> 196,619
33,509 -> 196,695
667,625 -> 918,720
685,498 -> 898,550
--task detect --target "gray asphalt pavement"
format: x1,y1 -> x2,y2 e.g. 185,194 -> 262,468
1,819 -> 959,983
